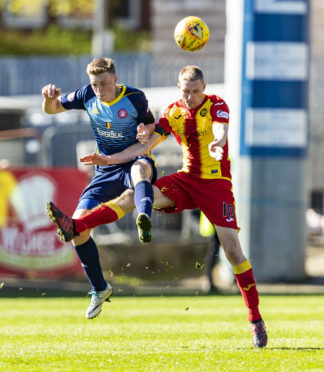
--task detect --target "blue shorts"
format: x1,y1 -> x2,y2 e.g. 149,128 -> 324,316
77,156 -> 157,210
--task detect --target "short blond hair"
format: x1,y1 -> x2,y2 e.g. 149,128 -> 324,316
86,57 -> 116,75
179,65 -> 204,83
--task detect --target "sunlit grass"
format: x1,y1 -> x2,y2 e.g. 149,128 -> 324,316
0,295 -> 323,371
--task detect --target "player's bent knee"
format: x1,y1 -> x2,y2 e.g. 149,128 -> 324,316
131,160 -> 152,184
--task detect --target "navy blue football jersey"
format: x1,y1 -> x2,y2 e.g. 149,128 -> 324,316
61,84 -> 153,156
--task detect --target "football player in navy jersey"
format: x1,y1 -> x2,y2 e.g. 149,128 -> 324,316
42,57 -> 156,319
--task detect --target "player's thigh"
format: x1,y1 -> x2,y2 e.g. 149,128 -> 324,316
214,225 -> 246,266
130,159 -> 153,185
72,208 -> 91,246
152,185 -> 175,209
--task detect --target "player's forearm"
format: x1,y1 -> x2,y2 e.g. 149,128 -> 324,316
107,142 -> 148,164
145,123 -> 156,135
107,133 -> 164,165
42,98 -> 65,114
212,123 -> 228,147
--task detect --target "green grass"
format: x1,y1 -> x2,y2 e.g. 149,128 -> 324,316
0,295 -> 323,371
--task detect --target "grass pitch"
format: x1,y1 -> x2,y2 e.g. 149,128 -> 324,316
0,294 -> 323,371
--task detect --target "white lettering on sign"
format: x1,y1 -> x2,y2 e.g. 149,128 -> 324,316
246,42 -> 308,81
245,108 -> 307,147
255,0 -> 307,14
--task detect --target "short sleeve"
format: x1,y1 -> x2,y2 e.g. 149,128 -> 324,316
60,85 -> 94,110
156,108 -> 172,134
210,99 -> 230,124
126,88 -> 150,123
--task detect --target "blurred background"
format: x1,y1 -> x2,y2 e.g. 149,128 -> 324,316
0,0 -> 323,295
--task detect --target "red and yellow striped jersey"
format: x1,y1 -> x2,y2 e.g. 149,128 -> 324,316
156,94 -> 231,180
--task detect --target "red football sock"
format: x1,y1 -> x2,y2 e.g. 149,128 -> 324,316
74,202 -> 125,233
234,260 -> 261,322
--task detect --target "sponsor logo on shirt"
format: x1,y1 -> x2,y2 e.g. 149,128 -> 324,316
96,128 -> 124,138
118,109 -> 128,118
174,129 -> 207,137
213,102 -> 224,106
216,110 -> 229,119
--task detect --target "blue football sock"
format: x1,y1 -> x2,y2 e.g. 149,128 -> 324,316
134,180 -> 153,217
74,237 -> 107,292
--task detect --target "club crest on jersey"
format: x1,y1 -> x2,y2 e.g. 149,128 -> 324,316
105,122 -> 111,129
118,109 -> 127,118
217,110 -> 229,119
200,108 -> 207,117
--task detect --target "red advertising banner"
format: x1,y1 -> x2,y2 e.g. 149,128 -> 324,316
0,167 -> 88,278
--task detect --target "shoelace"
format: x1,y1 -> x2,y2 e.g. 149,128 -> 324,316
88,291 -> 100,303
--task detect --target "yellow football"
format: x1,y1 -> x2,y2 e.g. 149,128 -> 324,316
174,16 -> 210,52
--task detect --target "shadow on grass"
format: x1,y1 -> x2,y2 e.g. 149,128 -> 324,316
235,346 -> 324,351
267,347 -> 324,351
1,286 -> 324,298
0,287 -> 87,298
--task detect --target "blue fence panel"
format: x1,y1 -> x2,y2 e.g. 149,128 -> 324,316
0,53 -> 224,95
0,54 -> 154,95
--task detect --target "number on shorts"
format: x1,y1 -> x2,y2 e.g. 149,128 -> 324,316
223,202 -> 235,219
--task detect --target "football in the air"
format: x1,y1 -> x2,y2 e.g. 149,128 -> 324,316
174,16 -> 210,52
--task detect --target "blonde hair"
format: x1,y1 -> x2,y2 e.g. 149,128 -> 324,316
86,57 -> 116,76
179,65 -> 204,83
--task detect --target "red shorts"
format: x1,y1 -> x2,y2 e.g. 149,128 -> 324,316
154,172 -> 239,229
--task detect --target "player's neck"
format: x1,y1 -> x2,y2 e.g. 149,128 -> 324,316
101,86 -> 121,103
114,85 -> 121,99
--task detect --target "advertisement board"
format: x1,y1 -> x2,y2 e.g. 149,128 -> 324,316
0,168 -> 88,278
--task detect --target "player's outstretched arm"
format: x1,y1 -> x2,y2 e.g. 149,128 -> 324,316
42,84 -> 66,114
80,133 -> 165,166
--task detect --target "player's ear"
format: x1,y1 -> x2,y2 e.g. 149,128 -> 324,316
177,81 -> 180,89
